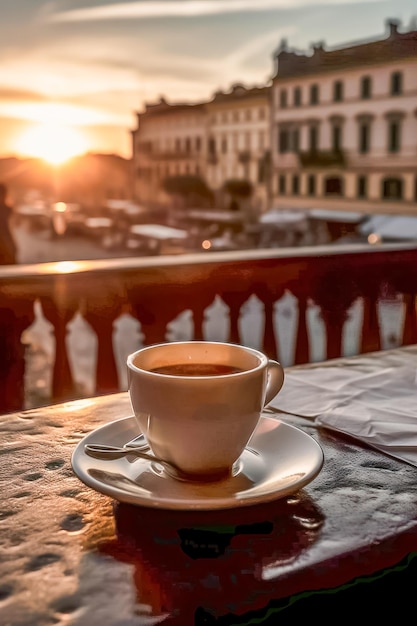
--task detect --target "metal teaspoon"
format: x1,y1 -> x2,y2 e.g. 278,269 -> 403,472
84,443 -> 181,473
123,433 -> 149,450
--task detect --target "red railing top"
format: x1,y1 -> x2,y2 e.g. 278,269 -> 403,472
1,241 -> 417,279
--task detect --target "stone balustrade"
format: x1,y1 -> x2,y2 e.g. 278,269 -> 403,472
1,242 -> 417,414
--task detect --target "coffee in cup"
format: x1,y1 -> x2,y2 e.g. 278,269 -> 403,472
127,341 -> 284,480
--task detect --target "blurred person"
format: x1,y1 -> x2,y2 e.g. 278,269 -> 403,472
0,182 -> 17,264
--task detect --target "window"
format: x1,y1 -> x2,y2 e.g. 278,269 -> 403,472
195,136 -> 201,151
357,175 -> 367,198
332,125 -> 342,152
280,89 -> 288,108
333,81 -> 343,102
382,177 -> 403,200
233,111 -> 239,123
245,109 -> 252,121
293,87 -> 302,106
279,174 -> 286,194
309,126 -> 319,151
324,176 -> 343,196
292,128 -> 300,153
258,107 -> 266,120
361,76 -> 372,99
310,84 -> 319,105
139,141 -> 150,154
307,174 -> 316,196
278,129 -> 290,153
358,122 -> 371,154
259,130 -> 265,151
221,136 -> 227,154
415,176 -> 417,202
258,158 -> 266,183
388,119 -> 401,153
185,137 -> 191,153
292,174 -> 300,195
208,137 -> 216,154
175,138 -> 181,151
391,71 -> 402,96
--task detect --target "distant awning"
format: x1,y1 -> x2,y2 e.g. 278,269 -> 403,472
130,224 -> 188,240
359,215 -> 417,240
260,210 -> 307,226
186,210 -> 245,223
106,200 -> 148,215
308,209 -> 364,223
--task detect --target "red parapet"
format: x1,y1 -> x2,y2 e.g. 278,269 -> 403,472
0,243 -> 417,412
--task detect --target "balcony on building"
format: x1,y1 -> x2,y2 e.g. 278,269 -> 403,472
298,149 -> 346,168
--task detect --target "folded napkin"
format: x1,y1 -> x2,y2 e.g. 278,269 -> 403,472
268,366 -> 377,417
315,366 -> 417,467
268,350 -> 417,468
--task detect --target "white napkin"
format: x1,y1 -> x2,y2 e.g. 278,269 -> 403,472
268,349 -> 417,468
268,366 -> 380,417
315,366 -> 417,467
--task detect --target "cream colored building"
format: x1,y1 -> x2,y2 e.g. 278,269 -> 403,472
205,84 -> 271,212
132,97 -> 208,207
132,19 -> 417,217
271,19 -> 417,215
131,87 -> 271,212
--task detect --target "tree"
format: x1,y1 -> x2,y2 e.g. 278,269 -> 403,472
223,179 -> 253,198
162,175 -> 213,207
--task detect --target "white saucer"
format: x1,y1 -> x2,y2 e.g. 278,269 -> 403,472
71,416 -> 324,511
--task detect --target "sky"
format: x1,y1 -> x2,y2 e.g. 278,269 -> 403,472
0,0 -> 415,161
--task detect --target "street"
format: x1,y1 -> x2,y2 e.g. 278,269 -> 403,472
13,220 -> 134,264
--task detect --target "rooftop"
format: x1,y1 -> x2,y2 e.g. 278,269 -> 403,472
273,19 -> 417,80
209,83 -> 270,105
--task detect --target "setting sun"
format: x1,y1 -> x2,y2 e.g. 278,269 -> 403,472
16,123 -> 88,164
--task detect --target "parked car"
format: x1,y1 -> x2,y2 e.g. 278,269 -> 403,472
105,199 -> 151,225
15,200 -> 51,231
50,202 -> 86,237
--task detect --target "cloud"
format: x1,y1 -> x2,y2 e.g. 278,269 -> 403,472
0,47 -> 140,99
222,26 -> 295,74
0,87 -> 48,102
0,100 -> 115,126
48,0 -> 382,23
122,25 -> 294,104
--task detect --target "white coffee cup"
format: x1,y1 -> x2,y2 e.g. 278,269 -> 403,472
127,341 -> 284,480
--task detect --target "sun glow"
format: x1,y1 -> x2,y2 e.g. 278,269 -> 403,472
16,123 -> 88,164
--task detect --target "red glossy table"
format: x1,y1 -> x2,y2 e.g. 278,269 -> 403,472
1,351 -> 417,625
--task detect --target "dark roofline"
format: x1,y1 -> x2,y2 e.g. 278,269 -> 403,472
138,83 -> 271,117
208,83 -> 270,105
139,97 -> 207,117
273,19 -> 417,81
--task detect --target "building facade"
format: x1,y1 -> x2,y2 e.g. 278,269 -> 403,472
205,84 -> 271,212
132,98 -> 208,207
132,86 -> 271,213
132,19 -> 417,216
271,19 -> 417,214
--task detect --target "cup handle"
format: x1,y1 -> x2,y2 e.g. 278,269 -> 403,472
264,360 -> 285,406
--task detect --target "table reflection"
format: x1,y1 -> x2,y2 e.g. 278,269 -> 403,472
95,492 -> 324,624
